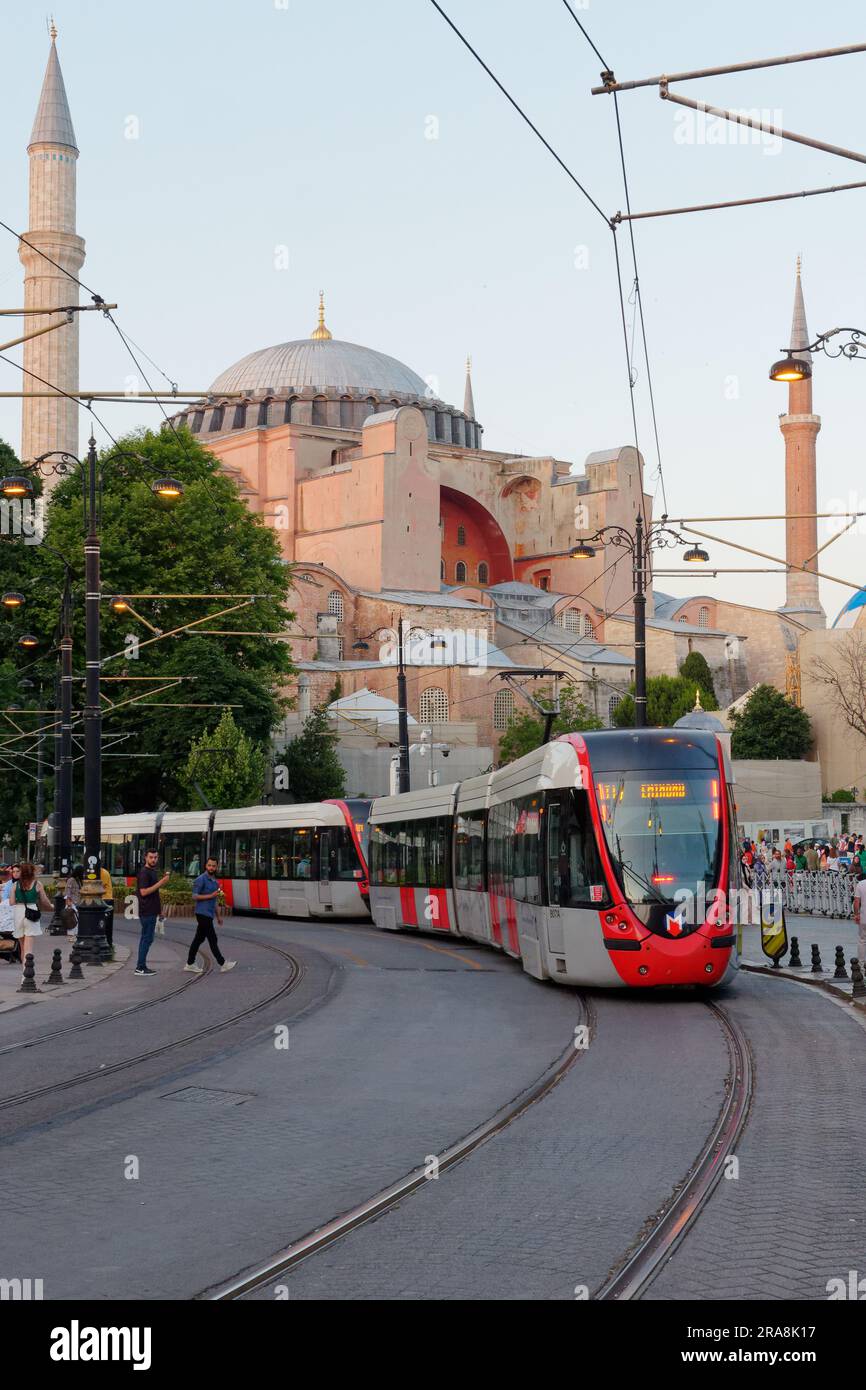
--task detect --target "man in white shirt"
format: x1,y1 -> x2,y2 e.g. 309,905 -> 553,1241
852,873 -> 866,964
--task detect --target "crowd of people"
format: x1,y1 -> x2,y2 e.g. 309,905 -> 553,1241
740,832 -> 866,887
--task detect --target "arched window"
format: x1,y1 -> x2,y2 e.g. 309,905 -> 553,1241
583,613 -> 595,638
232,404 -> 247,430
554,611 -> 565,628
312,397 -> 328,426
335,637 -> 344,660
419,687 -> 449,723
608,695 -> 622,725
493,689 -> 514,731
678,615 -> 688,624
698,607 -> 710,629
565,609 -> 580,632
455,561 -> 467,582
457,525 -> 466,547
441,559 -> 446,581
477,561 -> 489,585
327,591 -> 344,623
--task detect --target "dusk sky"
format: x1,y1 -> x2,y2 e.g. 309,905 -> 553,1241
1,0 -> 865,619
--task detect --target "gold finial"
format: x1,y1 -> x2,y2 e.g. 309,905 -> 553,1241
49,16 -> 57,41
694,687 -> 703,711
310,290 -> 332,341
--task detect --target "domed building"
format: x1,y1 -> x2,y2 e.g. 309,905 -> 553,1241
171,295 -> 483,448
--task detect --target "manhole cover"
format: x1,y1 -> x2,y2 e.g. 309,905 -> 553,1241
162,1086 -> 255,1108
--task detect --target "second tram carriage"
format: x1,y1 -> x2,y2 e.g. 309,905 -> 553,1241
368,729 -> 740,988
70,799 -> 372,920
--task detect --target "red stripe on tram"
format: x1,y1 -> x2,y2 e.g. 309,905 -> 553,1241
429,888 -> 449,931
505,898 -> 520,955
218,878 -> 234,908
399,886 -> 418,926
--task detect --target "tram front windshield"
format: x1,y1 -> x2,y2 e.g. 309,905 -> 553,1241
595,771 -> 722,905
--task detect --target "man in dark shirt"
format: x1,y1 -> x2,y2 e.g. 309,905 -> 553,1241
135,848 -> 169,977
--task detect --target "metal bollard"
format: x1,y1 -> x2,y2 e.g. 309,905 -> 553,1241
68,943 -> 84,981
17,951 -> 40,994
850,959 -> 866,999
810,943 -> 823,973
834,946 -> 849,980
789,936 -> 803,968
44,948 -> 64,985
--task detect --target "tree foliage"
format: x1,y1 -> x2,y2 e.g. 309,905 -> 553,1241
729,684 -> 812,759
0,427 -> 294,814
678,650 -> 716,702
497,684 -> 603,765
613,674 -> 719,728
828,787 -> 856,802
282,706 -> 346,801
179,709 -> 267,808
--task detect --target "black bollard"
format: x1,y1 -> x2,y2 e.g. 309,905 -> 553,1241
44,948 -> 65,986
811,943 -> 823,973
850,959 -> 866,999
17,951 -> 40,994
834,946 -> 849,980
68,943 -> 84,981
789,936 -> 803,968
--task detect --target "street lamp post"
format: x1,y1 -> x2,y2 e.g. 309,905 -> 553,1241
353,616 -> 447,792
1,437 -> 184,962
570,515 -> 710,728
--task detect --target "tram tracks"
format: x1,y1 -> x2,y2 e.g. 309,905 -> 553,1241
595,999 -> 753,1300
203,986 -> 752,1302
0,934 -> 303,1112
201,990 -> 598,1299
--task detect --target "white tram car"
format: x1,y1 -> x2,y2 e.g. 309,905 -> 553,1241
369,729 -> 740,989
70,798 -> 371,920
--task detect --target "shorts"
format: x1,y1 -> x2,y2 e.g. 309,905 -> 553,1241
12,904 -> 42,939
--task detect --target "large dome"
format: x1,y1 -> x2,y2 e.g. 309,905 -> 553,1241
169,297 -> 482,449
209,337 -> 429,400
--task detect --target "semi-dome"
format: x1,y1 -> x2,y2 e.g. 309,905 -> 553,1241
169,295 -> 483,449
209,337 -> 430,399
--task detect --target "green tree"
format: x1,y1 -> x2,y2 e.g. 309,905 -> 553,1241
0,426 -> 295,812
179,709 -> 267,808
678,650 -> 716,702
729,684 -> 812,759
282,706 -> 346,800
613,674 -> 719,728
497,684 -> 603,764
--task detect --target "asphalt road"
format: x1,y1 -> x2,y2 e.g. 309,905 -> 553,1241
2,915 -> 864,1301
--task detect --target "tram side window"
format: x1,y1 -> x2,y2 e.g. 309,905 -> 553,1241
368,818 -> 447,888
234,833 -> 253,879
454,811 -> 485,891
292,828 -> 313,879
330,827 -> 361,881
183,835 -> 204,877
270,833 -> 289,879
547,791 -> 605,907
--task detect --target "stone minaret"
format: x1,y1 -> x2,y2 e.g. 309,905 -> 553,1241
19,24 -> 84,468
463,355 -> 475,419
778,260 -> 825,628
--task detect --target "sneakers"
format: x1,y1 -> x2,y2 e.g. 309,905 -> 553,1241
183,962 -> 203,973
220,960 -> 237,973
134,967 -> 156,977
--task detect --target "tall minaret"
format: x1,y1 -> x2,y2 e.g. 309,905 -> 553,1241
463,355 -> 475,419
19,23 -> 84,467
778,259 -> 825,628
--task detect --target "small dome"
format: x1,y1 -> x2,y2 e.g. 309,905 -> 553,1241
209,337 -> 431,400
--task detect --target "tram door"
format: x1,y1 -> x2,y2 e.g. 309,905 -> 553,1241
318,830 -> 333,906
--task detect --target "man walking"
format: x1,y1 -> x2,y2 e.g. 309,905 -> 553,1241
135,848 -> 169,977
185,857 -> 236,974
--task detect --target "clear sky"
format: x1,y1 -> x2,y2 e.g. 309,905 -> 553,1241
1,0 -> 865,621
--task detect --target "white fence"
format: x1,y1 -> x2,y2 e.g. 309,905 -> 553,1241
771,871 -> 857,918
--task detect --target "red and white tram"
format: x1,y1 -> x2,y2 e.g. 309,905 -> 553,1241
70,798 -> 371,920
368,729 -> 739,988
